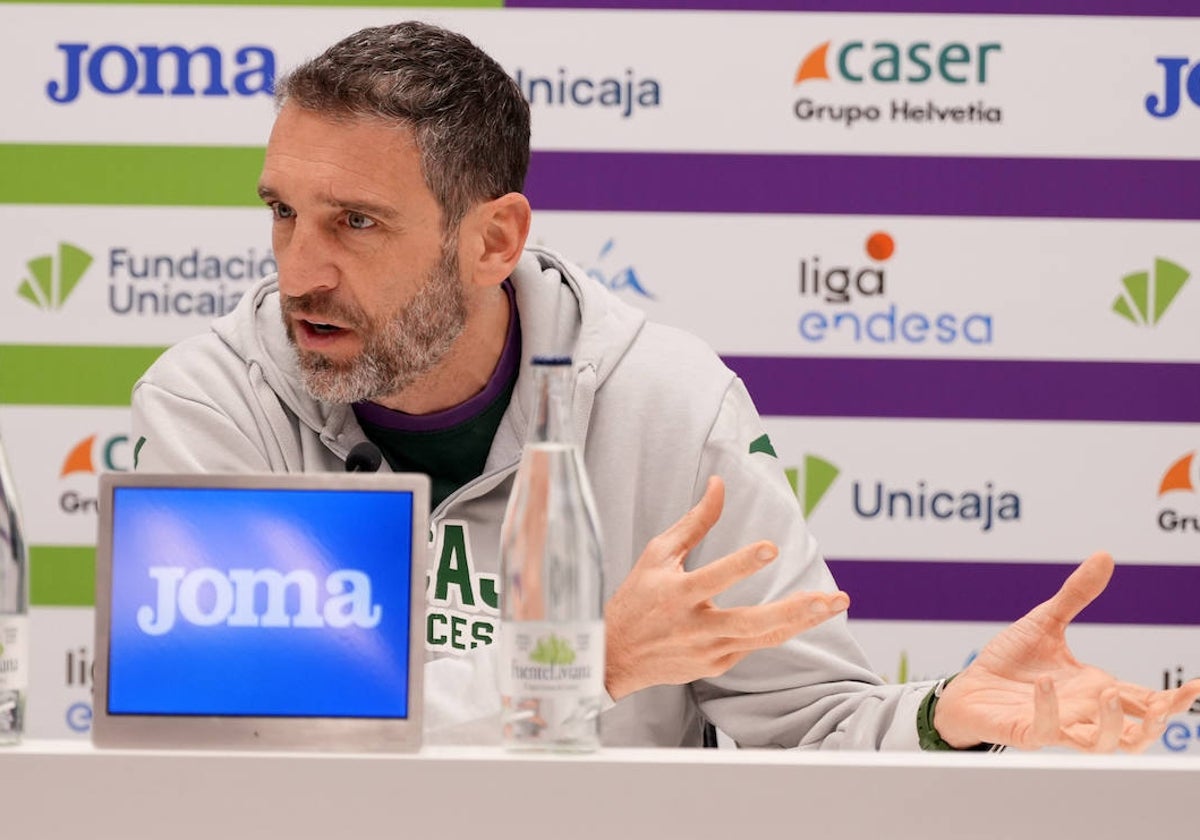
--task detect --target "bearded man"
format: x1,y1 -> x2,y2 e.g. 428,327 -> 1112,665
132,20 -> 1200,750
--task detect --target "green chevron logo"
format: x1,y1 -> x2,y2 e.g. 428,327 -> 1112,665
1111,258 -> 1190,326
17,243 -> 93,310
784,454 -> 840,519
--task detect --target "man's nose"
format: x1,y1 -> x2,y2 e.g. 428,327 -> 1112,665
277,220 -> 338,298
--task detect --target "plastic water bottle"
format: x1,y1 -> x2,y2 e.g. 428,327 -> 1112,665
499,356 -> 605,751
0,436 -> 28,746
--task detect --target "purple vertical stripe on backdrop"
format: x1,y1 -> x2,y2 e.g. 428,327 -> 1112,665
721,356 -> 1200,423
507,0 -> 1200,15
524,153 -> 1200,220
827,558 -> 1200,625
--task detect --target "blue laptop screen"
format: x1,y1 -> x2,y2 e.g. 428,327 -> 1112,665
106,485 -> 415,719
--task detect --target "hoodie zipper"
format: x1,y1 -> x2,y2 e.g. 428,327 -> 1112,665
430,458 -> 522,521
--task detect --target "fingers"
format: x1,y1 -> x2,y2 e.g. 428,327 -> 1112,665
643,476 -> 725,568
1030,678 -> 1138,753
1034,551 -> 1114,628
1091,689 -> 1124,753
706,590 -> 850,650
1113,682 -> 1157,717
1165,678 -> 1200,716
685,540 -> 778,602
1119,700 -> 1168,753
1113,677 -> 1200,753
1117,677 -> 1200,719
1029,676 -> 1060,748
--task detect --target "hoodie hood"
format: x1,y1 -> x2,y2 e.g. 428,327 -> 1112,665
209,246 -> 648,457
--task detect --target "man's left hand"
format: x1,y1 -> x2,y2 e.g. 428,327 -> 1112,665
933,551 -> 1200,752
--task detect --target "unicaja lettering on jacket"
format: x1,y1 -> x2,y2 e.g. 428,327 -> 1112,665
136,567 -> 382,636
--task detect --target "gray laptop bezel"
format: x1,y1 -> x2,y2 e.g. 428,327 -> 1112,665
92,471 -> 429,753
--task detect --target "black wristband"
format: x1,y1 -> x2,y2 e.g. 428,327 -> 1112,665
916,675 -> 1006,752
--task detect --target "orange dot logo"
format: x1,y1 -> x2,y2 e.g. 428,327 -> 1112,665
865,232 -> 895,262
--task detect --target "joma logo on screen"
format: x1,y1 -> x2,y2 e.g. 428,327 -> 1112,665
45,42 -> 275,104
136,567 -> 382,636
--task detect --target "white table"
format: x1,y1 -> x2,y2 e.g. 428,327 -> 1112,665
4,740 -> 1197,839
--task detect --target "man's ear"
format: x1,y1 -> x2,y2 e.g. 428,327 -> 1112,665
463,192 -> 531,288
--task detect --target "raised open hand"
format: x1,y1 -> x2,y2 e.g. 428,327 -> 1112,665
603,476 -> 850,701
934,551 -> 1200,752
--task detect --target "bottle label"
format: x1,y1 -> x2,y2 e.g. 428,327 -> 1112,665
498,620 -> 604,699
0,616 -> 27,692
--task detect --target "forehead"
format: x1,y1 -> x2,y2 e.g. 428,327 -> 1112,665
260,104 -> 436,214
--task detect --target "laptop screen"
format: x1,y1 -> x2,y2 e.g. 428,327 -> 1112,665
106,484 -> 416,720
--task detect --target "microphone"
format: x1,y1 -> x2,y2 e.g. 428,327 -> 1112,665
344,441 -> 383,473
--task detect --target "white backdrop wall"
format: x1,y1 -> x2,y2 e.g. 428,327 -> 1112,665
1,0 -> 1197,751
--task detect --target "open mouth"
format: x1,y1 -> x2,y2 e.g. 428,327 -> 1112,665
293,317 -> 355,348
306,320 -> 345,334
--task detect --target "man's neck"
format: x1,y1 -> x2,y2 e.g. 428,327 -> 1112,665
372,283 -> 511,415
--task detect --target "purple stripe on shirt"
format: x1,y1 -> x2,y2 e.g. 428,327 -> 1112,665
353,280 -> 520,432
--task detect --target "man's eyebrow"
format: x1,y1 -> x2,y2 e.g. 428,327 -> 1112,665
326,196 -> 400,222
254,184 -> 398,221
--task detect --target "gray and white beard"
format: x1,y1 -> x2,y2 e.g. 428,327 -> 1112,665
282,242 -> 468,405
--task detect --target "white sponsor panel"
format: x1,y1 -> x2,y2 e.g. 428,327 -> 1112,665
1,5 -> 1197,157
0,407 -> 132,546
27,606 -> 94,739
850,619 -> 1200,755
761,416 -> 1200,564
5,206 -> 1196,361
1,206 -> 273,346
531,212 -> 1200,362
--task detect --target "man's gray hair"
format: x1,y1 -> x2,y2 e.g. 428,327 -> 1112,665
276,21 -> 530,229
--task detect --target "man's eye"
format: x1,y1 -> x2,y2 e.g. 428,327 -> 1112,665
346,212 -> 375,230
271,203 -> 295,220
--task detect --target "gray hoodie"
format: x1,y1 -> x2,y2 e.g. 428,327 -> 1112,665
132,246 -> 929,749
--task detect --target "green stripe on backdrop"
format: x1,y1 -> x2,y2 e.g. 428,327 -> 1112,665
0,345 -> 166,406
0,145 -> 265,207
0,0 -> 500,5
30,545 -> 95,608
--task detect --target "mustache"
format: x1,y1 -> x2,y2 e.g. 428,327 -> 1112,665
280,289 -> 366,328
